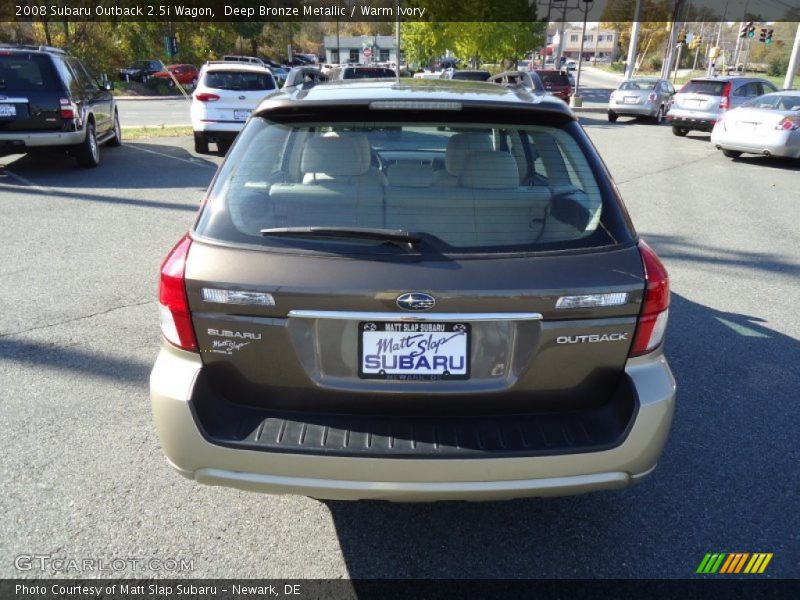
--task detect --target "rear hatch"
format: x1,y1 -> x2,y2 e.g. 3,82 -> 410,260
0,51 -> 63,132
173,110 -> 652,418
198,69 -> 276,123
536,71 -> 570,96
672,79 -> 726,112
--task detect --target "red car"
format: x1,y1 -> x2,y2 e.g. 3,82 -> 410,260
153,64 -> 199,87
534,69 -> 572,102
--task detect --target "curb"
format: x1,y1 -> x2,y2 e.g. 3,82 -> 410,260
114,95 -> 189,101
572,106 -> 609,114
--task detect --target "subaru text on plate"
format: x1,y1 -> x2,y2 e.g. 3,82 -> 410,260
151,78 -> 676,501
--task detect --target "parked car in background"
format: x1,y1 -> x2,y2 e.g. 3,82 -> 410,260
608,78 -> 676,124
535,69 -> 572,102
489,70 -> 545,93
711,90 -> 800,159
564,60 -> 578,71
0,44 -> 120,168
413,71 -> 442,80
221,55 -> 266,66
152,64 -> 199,87
327,65 -> 396,80
118,59 -> 163,82
191,61 -> 277,155
151,78 -> 675,501
440,69 -> 492,81
666,76 -> 778,136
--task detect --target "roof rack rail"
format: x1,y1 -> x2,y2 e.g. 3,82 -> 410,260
0,44 -> 68,55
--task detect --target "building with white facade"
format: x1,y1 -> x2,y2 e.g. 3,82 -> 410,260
322,35 -> 399,65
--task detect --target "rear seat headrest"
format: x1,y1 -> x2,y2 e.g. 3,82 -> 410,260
302,133 -> 371,177
445,132 -> 493,175
386,163 -> 433,187
460,151 -> 519,189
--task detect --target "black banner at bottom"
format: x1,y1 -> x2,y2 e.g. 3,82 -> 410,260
3,579 -> 800,600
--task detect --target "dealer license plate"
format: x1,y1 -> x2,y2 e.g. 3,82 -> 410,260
233,109 -> 251,121
358,321 -> 470,380
0,104 -> 17,117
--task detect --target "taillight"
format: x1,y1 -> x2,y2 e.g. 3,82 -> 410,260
194,93 -> 219,102
59,97 -> 75,120
775,116 -> 800,131
630,240 -> 670,357
158,234 -> 197,351
719,82 -> 731,110
648,92 -> 658,102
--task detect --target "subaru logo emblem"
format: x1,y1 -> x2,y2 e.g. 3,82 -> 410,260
396,292 -> 435,311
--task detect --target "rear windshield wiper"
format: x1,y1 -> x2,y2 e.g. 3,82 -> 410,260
260,227 -> 423,247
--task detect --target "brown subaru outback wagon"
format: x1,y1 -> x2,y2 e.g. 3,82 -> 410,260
150,79 -> 675,501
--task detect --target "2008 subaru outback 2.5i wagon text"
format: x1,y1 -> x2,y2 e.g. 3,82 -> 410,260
150,78 -> 676,501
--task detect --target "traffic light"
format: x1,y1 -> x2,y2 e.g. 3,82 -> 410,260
677,30 -> 687,45
740,21 -> 754,38
765,29 -> 774,45
748,23 -> 756,38
759,28 -> 767,43
689,36 -> 702,50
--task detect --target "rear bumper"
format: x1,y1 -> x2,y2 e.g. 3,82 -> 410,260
666,108 -> 718,131
608,102 -> 659,117
0,129 -> 84,153
150,345 -> 676,501
711,129 -> 800,158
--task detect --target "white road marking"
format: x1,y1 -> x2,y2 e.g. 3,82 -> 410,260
125,144 -> 217,169
715,317 -> 770,338
0,168 -> 54,193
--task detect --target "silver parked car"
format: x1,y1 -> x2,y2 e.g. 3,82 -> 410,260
666,76 -> 778,136
711,91 -> 800,159
608,78 -> 675,124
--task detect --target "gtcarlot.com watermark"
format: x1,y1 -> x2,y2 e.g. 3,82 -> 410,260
14,554 -> 195,574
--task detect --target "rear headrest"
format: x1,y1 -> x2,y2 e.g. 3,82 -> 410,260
386,163 -> 433,187
460,151 -> 519,189
445,133 -> 493,175
301,133 -> 371,176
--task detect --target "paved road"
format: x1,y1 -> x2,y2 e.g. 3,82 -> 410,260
117,97 -> 192,128
0,123 -> 798,579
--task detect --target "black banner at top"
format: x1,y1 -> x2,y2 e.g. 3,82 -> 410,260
2,0 -> 800,23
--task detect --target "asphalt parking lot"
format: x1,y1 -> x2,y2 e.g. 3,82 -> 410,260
1,122 -> 798,578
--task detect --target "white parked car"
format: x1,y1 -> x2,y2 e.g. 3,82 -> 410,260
711,91 -> 800,159
191,61 -> 277,155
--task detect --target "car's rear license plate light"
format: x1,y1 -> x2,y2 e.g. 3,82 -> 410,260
358,321 -> 470,380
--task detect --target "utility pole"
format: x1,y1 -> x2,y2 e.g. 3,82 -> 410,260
624,0 -> 643,80
785,22 -> 800,90
395,1 -> 401,69
555,0 -> 569,70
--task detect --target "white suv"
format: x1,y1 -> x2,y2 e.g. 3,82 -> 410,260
190,61 -> 277,155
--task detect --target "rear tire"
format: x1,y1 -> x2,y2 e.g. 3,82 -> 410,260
75,121 -> 100,168
106,111 -> 122,147
672,126 -> 689,137
608,111 -> 618,123
653,106 -> 664,124
721,149 -> 742,159
194,133 -> 209,155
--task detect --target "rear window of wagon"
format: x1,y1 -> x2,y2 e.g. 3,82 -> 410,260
194,114 -> 633,256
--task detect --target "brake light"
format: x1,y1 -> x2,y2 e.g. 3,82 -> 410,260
776,116 -> 800,131
630,241 -> 670,357
194,93 -> 219,102
648,92 -> 658,101
719,82 -> 731,110
59,97 -> 75,120
158,235 -> 197,351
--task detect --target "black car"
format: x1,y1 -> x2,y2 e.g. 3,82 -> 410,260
118,59 -> 163,83
327,66 -> 396,80
0,45 -> 119,168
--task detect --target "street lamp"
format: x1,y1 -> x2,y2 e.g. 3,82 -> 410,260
570,0 -> 594,108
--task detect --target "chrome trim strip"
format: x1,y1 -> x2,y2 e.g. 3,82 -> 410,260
0,97 -> 29,103
287,310 -> 543,322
